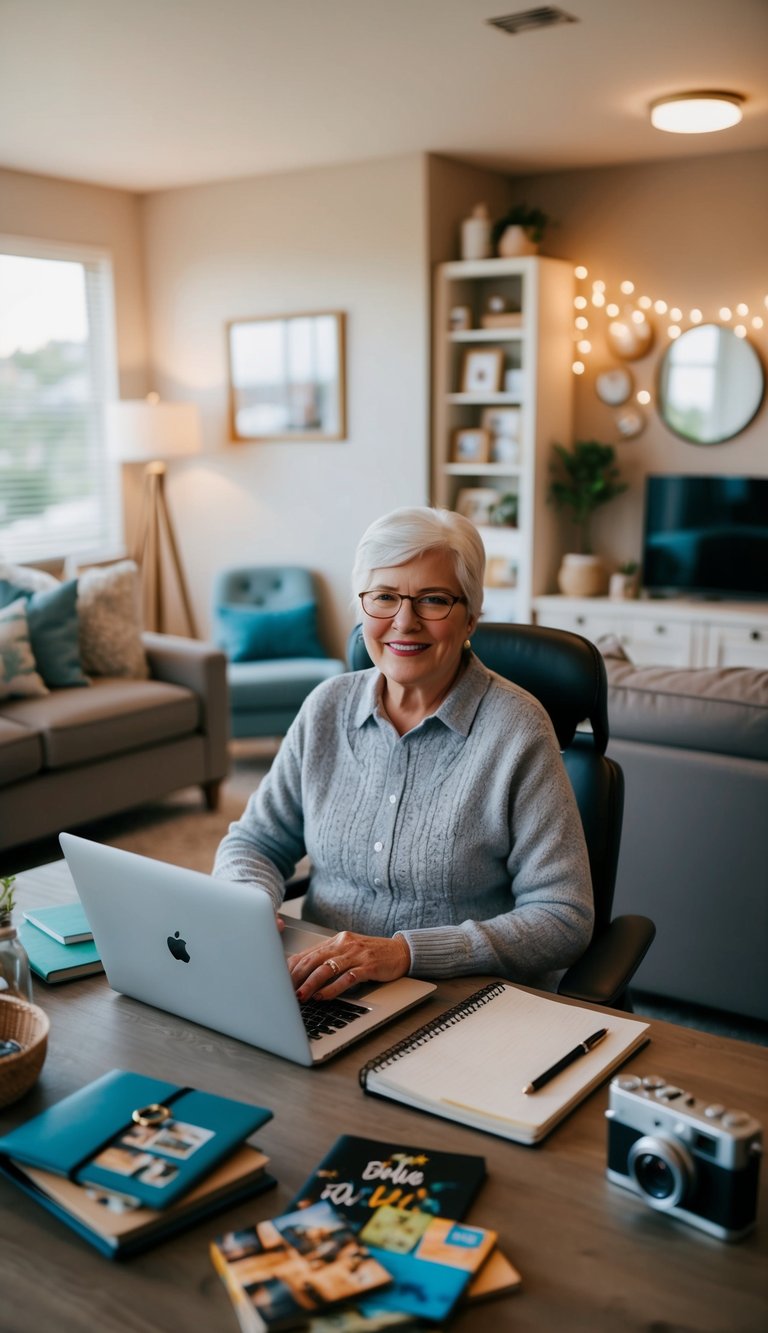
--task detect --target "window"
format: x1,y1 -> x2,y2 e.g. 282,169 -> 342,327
0,235 -> 122,563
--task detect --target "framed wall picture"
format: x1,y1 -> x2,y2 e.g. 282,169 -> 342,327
455,487 -> 499,527
450,427 -> 491,464
460,348 -> 504,394
227,310 -> 346,441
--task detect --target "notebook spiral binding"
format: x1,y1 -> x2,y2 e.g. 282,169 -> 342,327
359,982 -> 507,1085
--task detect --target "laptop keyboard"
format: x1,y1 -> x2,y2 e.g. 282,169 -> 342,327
300,996 -> 369,1041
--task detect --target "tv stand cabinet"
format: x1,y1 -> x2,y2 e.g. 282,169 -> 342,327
533,596 -> 768,669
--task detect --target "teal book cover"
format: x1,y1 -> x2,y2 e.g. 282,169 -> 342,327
22,902 -> 93,944
18,919 -> 102,983
0,1069 -> 273,1209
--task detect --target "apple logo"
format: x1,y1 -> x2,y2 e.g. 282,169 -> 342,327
167,930 -> 190,963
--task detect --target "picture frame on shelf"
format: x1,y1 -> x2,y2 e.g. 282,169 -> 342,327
450,427 -> 491,464
486,556 -> 519,589
460,348 -> 504,394
449,305 -> 472,332
481,406 -> 521,465
455,487 -> 499,527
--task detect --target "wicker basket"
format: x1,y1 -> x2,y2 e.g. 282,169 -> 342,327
0,995 -> 50,1109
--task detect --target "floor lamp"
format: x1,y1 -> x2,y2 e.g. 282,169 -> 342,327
107,397 -> 203,636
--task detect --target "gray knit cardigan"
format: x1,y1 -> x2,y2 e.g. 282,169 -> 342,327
213,654 -> 594,989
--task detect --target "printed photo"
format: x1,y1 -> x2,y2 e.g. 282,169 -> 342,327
85,1185 -> 142,1214
455,488 -> 499,527
150,1120 -> 214,1159
90,1145 -> 153,1177
121,1124 -> 158,1149
138,1158 -> 180,1189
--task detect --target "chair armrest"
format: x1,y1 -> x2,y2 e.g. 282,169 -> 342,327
557,915 -> 656,1009
142,632 -> 230,781
284,875 -> 311,901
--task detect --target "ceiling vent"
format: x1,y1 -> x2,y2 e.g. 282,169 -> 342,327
487,8 -> 578,36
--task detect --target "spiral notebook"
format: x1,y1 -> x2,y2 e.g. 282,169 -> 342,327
359,983 -> 650,1145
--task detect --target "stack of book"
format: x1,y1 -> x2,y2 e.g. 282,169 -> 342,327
0,1068 -> 276,1257
19,901 -> 103,983
211,1135 -> 522,1331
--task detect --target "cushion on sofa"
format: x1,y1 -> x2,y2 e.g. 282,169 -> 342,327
0,715 -> 43,786
1,678 -> 199,769
77,561 -> 149,679
0,599 -> 49,700
599,635 -> 768,761
0,562 -> 58,594
0,579 -> 89,689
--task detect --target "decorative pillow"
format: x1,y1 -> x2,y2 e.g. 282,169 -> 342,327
0,599 -> 49,699
0,562 -> 58,594
77,561 -> 149,679
0,578 -> 88,689
214,601 -> 326,663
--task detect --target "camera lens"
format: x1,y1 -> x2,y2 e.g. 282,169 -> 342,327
627,1134 -> 693,1211
633,1152 -> 675,1199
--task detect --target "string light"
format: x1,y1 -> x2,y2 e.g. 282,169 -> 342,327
637,390 -> 651,405
570,268 -> 766,377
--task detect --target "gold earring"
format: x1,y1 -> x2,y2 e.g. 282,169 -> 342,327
463,638 -> 472,650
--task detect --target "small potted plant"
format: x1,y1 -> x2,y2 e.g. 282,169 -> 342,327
609,561 -> 640,600
489,492 -> 519,527
492,204 -> 551,258
548,440 -> 628,597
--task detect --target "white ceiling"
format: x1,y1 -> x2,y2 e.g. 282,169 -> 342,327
1,0 -> 767,193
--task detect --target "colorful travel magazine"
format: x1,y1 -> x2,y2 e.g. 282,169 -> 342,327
359,1205 -> 497,1323
288,1135 -> 486,1227
210,1199 -> 393,1332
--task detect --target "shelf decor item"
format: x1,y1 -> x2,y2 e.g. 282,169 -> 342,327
460,203 -> 492,260
491,204 -> 550,258
450,428 -> 491,464
455,488 -> 499,527
460,348 -> 504,394
609,562 -> 640,600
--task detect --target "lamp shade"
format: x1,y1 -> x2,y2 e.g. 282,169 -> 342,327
107,400 -> 203,463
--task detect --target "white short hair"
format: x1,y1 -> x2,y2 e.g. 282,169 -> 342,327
352,507 -> 486,621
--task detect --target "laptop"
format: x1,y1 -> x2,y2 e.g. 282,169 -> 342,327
59,833 -> 435,1067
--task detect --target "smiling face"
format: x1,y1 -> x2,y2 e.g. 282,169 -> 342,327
361,549 -> 476,702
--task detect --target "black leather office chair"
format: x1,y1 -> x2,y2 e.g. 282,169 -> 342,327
345,620 -> 655,1011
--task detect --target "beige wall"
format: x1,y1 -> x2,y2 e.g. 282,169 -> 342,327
139,154 -> 431,647
0,167 -> 149,398
510,148 -> 768,569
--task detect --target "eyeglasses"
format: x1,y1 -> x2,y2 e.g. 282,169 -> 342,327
359,590 -> 466,621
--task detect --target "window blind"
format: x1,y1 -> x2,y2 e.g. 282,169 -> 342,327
0,235 -> 123,564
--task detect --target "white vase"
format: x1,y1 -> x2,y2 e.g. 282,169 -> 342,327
557,554 -> 607,598
461,204 -> 492,260
497,225 -> 539,258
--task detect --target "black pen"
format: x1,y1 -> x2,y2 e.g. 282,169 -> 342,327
522,1028 -> 608,1094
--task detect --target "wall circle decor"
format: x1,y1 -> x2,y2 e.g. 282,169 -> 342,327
606,306 -> 654,360
596,366 -> 633,406
657,323 -> 765,444
616,409 -> 645,439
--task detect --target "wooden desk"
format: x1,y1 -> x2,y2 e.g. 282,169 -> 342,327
1,866 -> 766,1332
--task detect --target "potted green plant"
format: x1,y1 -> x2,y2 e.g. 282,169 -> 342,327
609,560 -> 640,600
548,440 -> 628,596
492,204 -> 551,258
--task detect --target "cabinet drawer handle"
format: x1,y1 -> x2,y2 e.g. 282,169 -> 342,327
750,630 -> 762,641
575,616 -> 585,625
654,624 -> 666,634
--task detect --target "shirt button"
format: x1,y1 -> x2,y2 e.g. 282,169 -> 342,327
374,841 -> 383,851
389,794 -> 396,804
374,877 -> 381,886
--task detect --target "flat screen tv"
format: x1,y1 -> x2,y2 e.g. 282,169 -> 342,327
642,475 -> 768,600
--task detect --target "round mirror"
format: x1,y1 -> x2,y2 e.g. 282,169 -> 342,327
658,324 -> 765,445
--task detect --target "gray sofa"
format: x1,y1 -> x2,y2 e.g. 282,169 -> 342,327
602,640 -> 768,1022
0,632 -> 229,855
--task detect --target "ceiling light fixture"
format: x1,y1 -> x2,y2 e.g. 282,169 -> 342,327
650,91 -> 744,134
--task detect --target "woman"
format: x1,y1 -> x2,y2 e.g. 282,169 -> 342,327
213,506 -> 593,1000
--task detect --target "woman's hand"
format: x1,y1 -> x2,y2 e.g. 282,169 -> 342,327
287,930 -> 411,1002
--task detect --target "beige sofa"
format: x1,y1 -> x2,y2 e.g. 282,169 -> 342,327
602,639 -> 768,1022
0,631 -> 229,855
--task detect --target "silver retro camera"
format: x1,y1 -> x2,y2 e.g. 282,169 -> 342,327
606,1074 -> 762,1241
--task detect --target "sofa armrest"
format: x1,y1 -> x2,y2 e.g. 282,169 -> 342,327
558,914 -> 656,1010
142,632 -> 230,781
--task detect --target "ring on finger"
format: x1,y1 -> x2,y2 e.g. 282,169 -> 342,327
326,958 -> 341,977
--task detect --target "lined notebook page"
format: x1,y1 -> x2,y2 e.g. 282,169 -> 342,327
364,985 -> 649,1143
